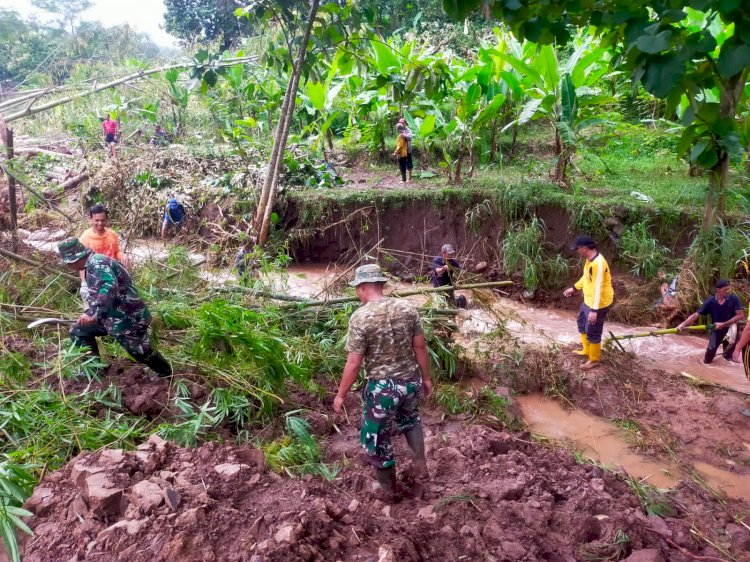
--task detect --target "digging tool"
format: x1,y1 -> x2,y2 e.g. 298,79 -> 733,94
26,317 -> 76,329
606,324 -> 713,345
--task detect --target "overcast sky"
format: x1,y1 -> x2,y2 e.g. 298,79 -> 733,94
0,0 -> 179,47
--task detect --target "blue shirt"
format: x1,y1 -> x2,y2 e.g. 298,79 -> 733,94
697,294 -> 742,324
431,256 -> 460,287
164,202 -> 185,224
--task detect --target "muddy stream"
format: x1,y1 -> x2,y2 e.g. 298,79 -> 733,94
20,232 -> 750,502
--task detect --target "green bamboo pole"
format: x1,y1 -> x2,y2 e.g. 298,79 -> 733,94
607,324 -> 712,342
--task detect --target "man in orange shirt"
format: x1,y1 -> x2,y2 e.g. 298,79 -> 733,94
79,205 -> 131,303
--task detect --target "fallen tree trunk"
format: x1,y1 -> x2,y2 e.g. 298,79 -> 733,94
0,163 -> 75,223
59,171 -> 89,190
15,147 -> 74,159
0,248 -> 79,282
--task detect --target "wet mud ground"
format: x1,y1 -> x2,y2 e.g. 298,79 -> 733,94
6,241 -> 750,560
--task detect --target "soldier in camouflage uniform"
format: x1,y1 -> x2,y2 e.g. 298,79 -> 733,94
333,264 -> 433,493
58,238 -> 172,377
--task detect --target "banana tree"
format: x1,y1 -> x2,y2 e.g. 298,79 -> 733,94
499,36 -> 613,184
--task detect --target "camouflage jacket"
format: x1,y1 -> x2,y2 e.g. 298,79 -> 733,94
346,298 -> 423,379
83,253 -> 151,335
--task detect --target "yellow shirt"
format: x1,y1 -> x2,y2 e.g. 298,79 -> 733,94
79,227 -> 125,262
574,252 -> 613,310
395,135 -> 408,157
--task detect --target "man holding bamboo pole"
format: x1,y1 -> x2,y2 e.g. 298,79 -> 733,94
677,279 -> 744,364
333,264 -> 433,496
563,235 -> 614,371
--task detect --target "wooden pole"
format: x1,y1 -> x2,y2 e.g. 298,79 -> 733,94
1,122 -> 17,251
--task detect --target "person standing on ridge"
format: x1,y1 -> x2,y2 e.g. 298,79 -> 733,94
333,264 -> 433,496
102,113 -> 118,158
394,123 -> 410,184
398,117 -> 414,182
677,279 -> 744,364
563,235 -> 614,371
58,238 -> 172,377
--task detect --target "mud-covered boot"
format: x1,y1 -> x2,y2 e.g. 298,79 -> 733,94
375,466 -> 398,496
404,426 -> 427,478
134,351 -> 173,378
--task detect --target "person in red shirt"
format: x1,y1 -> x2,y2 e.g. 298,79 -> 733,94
102,114 -> 118,158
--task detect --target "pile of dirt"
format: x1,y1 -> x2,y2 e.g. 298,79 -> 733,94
18,420 -> 750,561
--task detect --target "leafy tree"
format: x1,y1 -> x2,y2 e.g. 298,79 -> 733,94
444,0 -> 750,232
163,0 -> 251,50
31,0 -> 91,34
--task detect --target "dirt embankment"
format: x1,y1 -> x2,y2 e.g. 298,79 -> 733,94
18,411 -> 750,562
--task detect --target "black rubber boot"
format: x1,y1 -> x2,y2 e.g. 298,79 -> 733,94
144,352 -> 173,377
132,351 -> 173,377
375,466 -> 397,491
404,426 -> 427,476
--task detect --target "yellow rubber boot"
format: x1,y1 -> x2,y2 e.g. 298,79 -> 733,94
581,343 -> 601,371
572,333 -> 589,356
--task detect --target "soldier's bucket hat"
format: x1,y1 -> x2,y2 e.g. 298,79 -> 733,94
349,264 -> 389,287
58,237 -> 91,264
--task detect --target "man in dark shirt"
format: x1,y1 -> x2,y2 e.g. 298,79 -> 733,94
431,243 -> 466,308
677,279 -> 744,363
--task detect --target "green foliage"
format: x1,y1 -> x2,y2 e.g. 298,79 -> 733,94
689,220 -> 750,295
620,223 -> 672,279
164,0 -> 250,49
0,460 -> 35,562
502,218 -> 545,292
262,412 -> 338,479
432,384 -> 475,415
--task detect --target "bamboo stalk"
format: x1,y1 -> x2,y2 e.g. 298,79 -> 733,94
607,324 -> 712,342
209,280 -> 513,307
0,162 -> 76,222
0,248 -> 79,282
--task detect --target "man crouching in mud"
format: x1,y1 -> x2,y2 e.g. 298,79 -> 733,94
333,264 -> 433,495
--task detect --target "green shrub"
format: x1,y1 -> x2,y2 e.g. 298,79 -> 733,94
620,222 -> 671,279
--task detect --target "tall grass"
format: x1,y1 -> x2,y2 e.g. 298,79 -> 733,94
501,218 -> 571,292
619,222 -> 671,279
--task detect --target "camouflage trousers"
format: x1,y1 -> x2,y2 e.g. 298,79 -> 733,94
71,322 -> 153,357
360,372 -> 423,469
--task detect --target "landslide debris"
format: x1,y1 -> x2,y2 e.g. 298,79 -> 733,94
20,423 -> 750,561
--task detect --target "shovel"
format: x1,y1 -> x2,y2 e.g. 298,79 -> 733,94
26,318 -> 76,329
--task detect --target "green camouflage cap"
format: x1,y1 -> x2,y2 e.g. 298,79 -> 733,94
58,237 -> 90,264
350,264 -> 389,287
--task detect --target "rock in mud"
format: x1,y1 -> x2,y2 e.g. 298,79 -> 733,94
624,549 -> 664,562
25,487 -> 55,517
130,480 -> 164,514
474,261 -> 488,273
500,540 -> 526,559
274,523 -> 302,544
81,473 -> 123,518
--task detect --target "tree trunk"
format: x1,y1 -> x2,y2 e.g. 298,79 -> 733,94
703,70 -> 747,233
454,149 -> 464,184
257,0 -> 321,246
510,124 -> 518,157
490,119 -> 497,163
2,125 -> 18,251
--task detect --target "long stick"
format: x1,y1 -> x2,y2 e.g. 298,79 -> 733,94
0,248 -> 79,282
0,162 -> 76,222
607,325 -> 713,342
2,57 -> 257,123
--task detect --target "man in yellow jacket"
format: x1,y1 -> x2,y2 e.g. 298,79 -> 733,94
563,235 -> 614,370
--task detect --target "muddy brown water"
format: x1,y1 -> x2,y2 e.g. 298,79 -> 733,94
517,394 -> 750,501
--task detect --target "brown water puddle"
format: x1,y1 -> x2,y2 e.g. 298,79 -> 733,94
517,394 -> 750,501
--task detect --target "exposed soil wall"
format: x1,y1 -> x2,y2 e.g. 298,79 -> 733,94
282,190 -> 699,277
